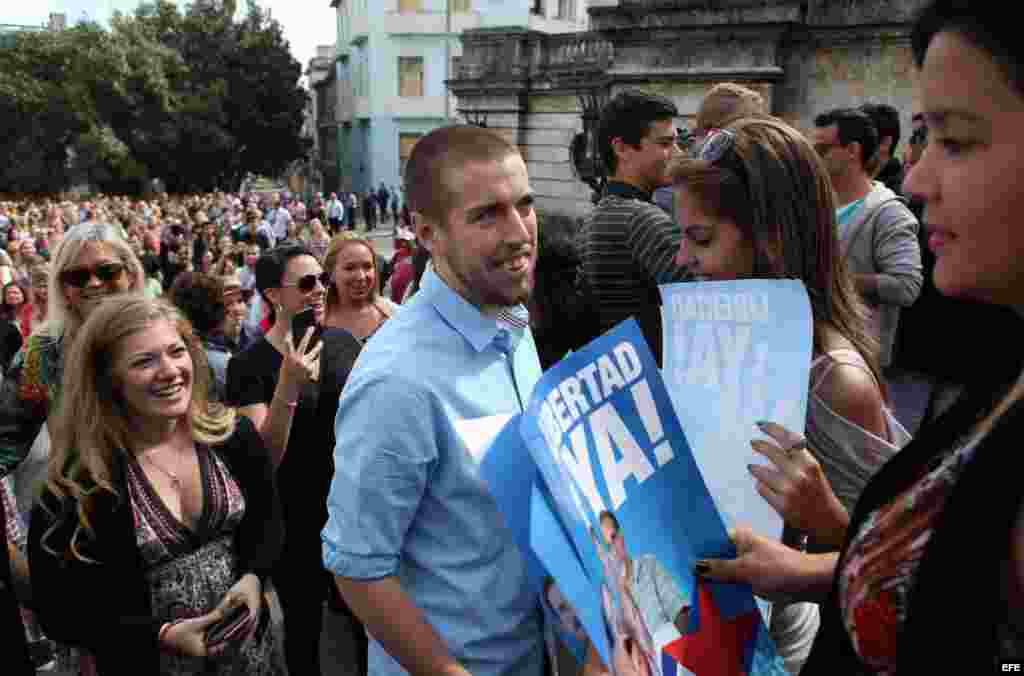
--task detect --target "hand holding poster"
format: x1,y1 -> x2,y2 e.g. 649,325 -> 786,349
463,312 -> 800,675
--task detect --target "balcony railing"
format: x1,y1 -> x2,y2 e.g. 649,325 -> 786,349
452,31 -> 613,83
544,34 -> 614,72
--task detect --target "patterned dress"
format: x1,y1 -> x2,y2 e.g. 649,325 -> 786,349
126,446 -> 285,676
838,438 -> 981,674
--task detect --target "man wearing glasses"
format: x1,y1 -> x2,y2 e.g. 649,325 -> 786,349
813,108 -> 923,419
578,90 -> 691,367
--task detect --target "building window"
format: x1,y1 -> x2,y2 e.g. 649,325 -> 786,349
557,0 -> 574,20
399,133 -> 422,176
449,0 -> 471,12
398,57 -> 424,97
531,0 -> 544,16
398,0 -> 421,12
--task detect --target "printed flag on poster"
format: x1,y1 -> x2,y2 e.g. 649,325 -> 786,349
459,283 -> 811,675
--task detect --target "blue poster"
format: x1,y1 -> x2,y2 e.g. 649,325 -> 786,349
464,313 -> 799,675
660,280 -> 813,544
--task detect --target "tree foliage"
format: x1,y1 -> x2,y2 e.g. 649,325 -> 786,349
0,0 -> 310,194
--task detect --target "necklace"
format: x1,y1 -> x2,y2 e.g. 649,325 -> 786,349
141,448 -> 184,491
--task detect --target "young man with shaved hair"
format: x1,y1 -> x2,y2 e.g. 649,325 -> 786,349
323,125 -> 544,676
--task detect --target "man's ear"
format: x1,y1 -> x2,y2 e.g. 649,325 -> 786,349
849,140 -> 865,166
610,137 -> 630,163
761,239 -> 783,270
413,212 -> 440,255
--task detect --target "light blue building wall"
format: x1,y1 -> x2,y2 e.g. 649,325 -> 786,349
332,0 -> 588,198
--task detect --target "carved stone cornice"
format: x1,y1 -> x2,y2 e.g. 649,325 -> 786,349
803,0 -> 930,26
589,0 -> 806,32
449,1 -> 920,103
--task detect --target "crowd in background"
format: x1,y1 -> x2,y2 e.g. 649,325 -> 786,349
0,188 -> 424,675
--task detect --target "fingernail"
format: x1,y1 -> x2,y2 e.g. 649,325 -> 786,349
694,560 -> 711,575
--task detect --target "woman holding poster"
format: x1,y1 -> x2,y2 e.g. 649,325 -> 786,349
696,2 -> 1024,673
670,113 -> 908,670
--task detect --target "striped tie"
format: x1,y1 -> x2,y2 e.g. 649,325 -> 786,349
496,305 -> 529,330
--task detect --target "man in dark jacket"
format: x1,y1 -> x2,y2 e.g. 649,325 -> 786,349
363,191 -> 378,231
376,183 -> 390,226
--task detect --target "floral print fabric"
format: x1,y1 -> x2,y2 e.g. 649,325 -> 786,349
126,447 -> 284,676
839,438 -> 981,673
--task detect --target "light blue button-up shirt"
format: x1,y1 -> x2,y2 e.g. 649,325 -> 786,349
322,267 -> 544,676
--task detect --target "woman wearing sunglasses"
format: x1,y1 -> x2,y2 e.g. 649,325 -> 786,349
224,243 -> 336,676
0,221 -> 145,469
694,2 -> 1024,672
670,118 -> 910,673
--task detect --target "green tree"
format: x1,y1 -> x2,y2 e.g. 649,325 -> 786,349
0,0 -> 310,195
128,0 -> 310,193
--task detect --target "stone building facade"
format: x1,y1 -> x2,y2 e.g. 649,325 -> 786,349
448,0 -> 928,218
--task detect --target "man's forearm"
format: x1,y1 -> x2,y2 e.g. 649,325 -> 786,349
335,575 -> 471,676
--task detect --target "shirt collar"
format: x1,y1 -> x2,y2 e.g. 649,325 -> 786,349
421,266 -> 529,353
605,180 -> 654,203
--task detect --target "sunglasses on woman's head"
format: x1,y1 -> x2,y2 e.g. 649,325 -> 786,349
282,272 -> 331,293
60,262 -> 126,288
697,128 -> 738,164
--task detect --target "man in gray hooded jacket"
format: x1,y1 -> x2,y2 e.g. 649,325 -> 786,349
813,107 -> 923,370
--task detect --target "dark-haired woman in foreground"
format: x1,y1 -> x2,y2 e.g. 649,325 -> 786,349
697,2 -> 1024,672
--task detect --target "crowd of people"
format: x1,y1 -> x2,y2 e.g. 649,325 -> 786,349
0,189 -> 421,675
2,1 -> 1023,675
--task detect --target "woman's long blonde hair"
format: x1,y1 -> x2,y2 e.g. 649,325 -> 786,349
40,222 -> 145,344
44,295 -> 235,561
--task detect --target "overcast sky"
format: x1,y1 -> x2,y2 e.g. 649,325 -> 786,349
5,1 -> 338,81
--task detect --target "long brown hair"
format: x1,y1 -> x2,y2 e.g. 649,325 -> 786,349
44,295 -> 235,561
670,115 -> 883,389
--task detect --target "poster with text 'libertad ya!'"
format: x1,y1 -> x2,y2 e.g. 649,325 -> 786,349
659,279 -> 813,548
463,319 -> 789,676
